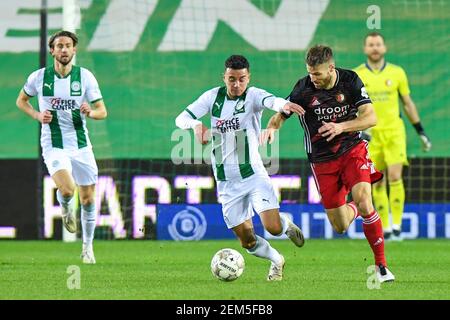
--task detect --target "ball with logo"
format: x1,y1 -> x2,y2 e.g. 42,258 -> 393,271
210,248 -> 245,281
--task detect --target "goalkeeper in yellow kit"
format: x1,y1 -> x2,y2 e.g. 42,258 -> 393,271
354,32 -> 432,240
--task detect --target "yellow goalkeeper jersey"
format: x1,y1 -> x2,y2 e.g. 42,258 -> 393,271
354,62 -> 410,131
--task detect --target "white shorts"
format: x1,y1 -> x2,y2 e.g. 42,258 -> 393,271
217,174 -> 279,229
43,147 -> 98,186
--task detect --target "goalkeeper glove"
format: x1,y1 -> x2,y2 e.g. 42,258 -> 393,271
413,122 -> 432,152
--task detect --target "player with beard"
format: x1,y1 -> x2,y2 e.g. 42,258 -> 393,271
16,31 -> 107,263
262,45 -> 395,283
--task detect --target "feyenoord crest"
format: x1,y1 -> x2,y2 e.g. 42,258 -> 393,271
233,99 -> 245,115
336,93 -> 345,103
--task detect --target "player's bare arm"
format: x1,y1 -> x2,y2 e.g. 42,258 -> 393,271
260,102 -> 304,145
80,100 -> 108,120
16,89 -> 52,124
319,103 -> 377,142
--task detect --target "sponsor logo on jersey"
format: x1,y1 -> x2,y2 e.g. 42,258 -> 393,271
314,105 -> 349,121
215,117 -> 240,133
50,97 -> 77,110
374,237 -> 383,246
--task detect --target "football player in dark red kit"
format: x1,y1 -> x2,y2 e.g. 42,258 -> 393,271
262,45 -> 394,283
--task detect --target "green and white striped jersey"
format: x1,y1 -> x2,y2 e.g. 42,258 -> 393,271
177,86 -> 287,181
23,65 -> 102,153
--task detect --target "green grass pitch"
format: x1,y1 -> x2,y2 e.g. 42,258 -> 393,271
1,239 -> 449,300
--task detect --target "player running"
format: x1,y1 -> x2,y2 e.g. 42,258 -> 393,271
16,31 -> 107,264
175,55 -> 305,281
263,45 -> 395,283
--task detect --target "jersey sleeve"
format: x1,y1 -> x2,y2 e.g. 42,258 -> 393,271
251,87 -> 287,113
397,67 -> 411,97
84,70 -> 103,103
23,71 -> 39,97
349,74 -> 372,107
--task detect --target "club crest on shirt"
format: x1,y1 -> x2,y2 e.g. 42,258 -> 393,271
385,79 -> 393,87
336,93 -> 345,103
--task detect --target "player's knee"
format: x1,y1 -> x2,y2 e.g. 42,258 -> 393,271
353,192 -> 373,215
373,181 -> 385,191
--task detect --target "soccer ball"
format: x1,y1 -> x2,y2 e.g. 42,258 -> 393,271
210,248 -> 245,282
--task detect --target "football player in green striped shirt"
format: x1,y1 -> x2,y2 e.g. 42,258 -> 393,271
176,55 -> 305,281
16,31 -> 107,264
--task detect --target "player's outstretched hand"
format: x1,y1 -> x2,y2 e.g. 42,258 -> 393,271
420,134 -> 432,152
80,102 -> 92,117
194,123 -> 210,145
282,102 -> 305,116
37,110 -> 52,124
260,128 -> 276,145
318,121 -> 343,142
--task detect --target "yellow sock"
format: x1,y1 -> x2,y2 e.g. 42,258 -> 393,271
389,179 -> 405,230
372,183 -> 390,231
